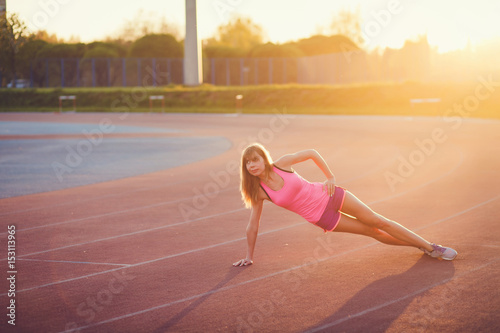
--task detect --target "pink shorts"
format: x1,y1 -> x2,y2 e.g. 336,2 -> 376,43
313,186 -> 346,232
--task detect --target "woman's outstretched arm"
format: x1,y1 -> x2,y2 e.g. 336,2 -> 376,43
233,199 -> 263,266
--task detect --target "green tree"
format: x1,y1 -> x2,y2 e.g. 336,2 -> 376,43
87,41 -> 126,58
111,9 -> 181,42
128,34 -> 183,58
248,42 -> 304,58
0,13 -> 32,86
33,43 -> 86,87
206,16 -> 264,51
32,30 -> 60,43
16,39 -> 48,83
291,35 -> 360,56
83,46 -> 119,58
399,35 -> 431,81
36,43 -> 87,58
329,6 -> 364,46
80,45 -> 122,87
203,45 -> 247,58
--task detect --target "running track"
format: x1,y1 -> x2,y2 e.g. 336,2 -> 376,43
0,112 -> 499,332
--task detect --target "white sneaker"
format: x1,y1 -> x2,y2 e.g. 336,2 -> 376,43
422,243 -> 457,260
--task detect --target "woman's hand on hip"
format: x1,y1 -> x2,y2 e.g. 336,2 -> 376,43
323,178 -> 336,197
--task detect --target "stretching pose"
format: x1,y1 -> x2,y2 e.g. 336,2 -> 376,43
233,143 -> 457,267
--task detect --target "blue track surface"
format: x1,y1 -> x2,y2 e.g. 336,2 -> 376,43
0,121 -> 183,135
0,121 -> 232,198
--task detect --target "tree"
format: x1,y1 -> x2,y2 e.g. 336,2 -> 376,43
329,6 -> 364,46
203,45 -> 247,58
248,43 -> 303,58
79,46 -> 120,87
128,34 -> 183,58
0,13 -> 32,86
32,43 -> 86,87
32,30 -> 59,44
36,43 -> 87,59
87,41 -> 126,58
291,35 -> 360,56
16,39 -> 48,83
111,9 -> 181,42
206,16 -> 264,51
399,35 -> 431,80
83,46 -> 119,59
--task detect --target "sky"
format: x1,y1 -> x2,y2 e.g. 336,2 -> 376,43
8,0 -> 500,53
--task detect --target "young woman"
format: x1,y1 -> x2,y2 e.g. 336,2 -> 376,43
233,143 -> 457,267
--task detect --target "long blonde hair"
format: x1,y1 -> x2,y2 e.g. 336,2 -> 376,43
240,143 -> 273,208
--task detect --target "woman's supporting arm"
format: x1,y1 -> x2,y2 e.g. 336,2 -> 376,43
233,199 -> 263,266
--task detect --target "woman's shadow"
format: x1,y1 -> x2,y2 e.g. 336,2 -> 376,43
152,267 -> 245,333
306,255 -> 456,333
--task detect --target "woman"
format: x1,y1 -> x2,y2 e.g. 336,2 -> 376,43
233,143 -> 457,267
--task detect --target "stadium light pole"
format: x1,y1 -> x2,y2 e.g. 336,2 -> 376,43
184,0 -> 203,86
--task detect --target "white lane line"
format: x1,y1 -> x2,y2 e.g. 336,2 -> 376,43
10,207 -> 247,259
0,138 -> 426,232
58,242 -> 377,333
304,258 -> 500,333
9,155 -> 489,292
415,194 -> 500,231
0,185 -> 239,234
2,140 -> 479,296
0,175 -> 206,217
62,247 -> 500,333
370,145 -> 464,205
7,145 -> 465,258
18,258 -> 131,267
4,221 -> 304,296
8,194 -> 499,298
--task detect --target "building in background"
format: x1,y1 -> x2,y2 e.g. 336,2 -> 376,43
0,0 -> 6,19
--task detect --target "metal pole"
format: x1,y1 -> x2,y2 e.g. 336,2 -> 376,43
45,59 -> 49,87
254,59 -> 258,85
29,61 -> 33,87
183,0 -> 202,85
107,58 -> 111,87
137,58 -> 141,86
211,59 -> 215,85
122,58 -> 126,87
61,59 -> 65,87
167,59 -> 172,84
268,58 -> 273,84
91,58 -> 96,87
152,58 -> 157,86
240,59 -> 244,86
76,59 -> 80,87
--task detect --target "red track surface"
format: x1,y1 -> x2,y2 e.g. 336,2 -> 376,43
1,112 -> 499,332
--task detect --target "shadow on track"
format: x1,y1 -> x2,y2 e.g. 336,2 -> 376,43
152,267 -> 245,332
305,255 -> 456,333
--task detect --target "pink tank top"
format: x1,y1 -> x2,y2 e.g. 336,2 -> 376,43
260,165 -> 329,223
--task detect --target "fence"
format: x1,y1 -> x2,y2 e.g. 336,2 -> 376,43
28,58 -> 184,88
4,49 -> 497,88
17,52 -> 378,88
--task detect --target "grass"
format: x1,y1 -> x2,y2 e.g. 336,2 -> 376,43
1,82 -> 499,119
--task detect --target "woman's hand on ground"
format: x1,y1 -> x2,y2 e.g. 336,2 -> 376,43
233,258 -> 253,267
323,178 -> 336,197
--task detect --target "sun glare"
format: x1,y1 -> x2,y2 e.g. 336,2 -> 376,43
417,0 -> 500,53
7,0 -> 500,53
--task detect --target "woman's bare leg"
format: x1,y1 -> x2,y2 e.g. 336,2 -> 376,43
334,213 -> 413,246
337,191 -> 433,252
